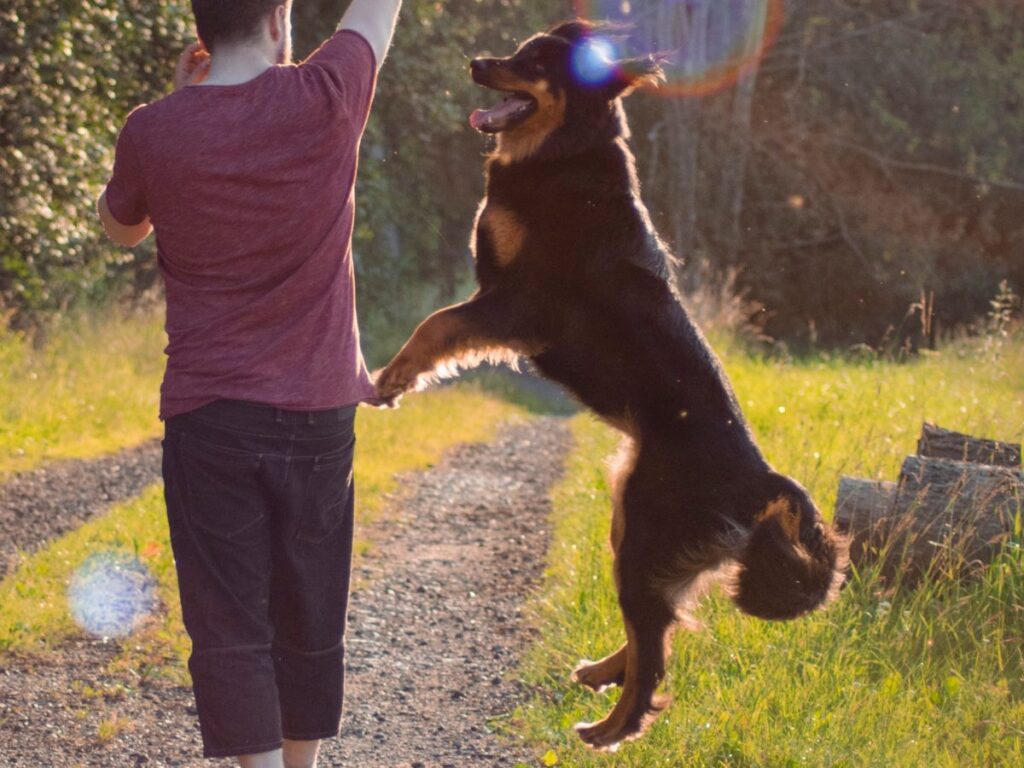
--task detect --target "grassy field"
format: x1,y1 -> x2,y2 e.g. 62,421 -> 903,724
513,337 -> 1024,767
0,307 -> 166,481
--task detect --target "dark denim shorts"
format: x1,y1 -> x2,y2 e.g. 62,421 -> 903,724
162,398 -> 358,758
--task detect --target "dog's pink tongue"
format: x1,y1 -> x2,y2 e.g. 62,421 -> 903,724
469,108 -> 489,131
469,96 -> 532,131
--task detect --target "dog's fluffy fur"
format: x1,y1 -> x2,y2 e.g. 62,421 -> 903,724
376,20 -> 848,750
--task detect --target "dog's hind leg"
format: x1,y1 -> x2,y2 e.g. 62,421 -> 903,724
570,438 -> 636,694
574,554 -> 676,750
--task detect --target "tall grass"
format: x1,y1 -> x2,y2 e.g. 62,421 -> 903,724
513,338 -> 1024,767
0,307 -> 166,480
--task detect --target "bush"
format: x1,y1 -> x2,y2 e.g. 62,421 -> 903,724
0,1 -> 192,326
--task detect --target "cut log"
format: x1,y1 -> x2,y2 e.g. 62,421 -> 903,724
917,423 -> 1021,468
835,478 -> 898,531
835,457 -> 1022,581
834,477 -> 898,569
891,455 -> 1022,574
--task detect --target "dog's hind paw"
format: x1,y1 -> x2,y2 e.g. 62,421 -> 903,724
571,658 -> 624,693
573,694 -> 671,750
573,719 -> 629,752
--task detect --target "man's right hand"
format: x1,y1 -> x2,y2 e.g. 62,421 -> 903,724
174,42 -> 212,91
339,0 -> 402,70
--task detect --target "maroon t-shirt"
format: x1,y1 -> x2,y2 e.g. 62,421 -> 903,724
106,30 -> 380,420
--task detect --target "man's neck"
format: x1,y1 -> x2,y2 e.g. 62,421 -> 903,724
198,44 -> 276,87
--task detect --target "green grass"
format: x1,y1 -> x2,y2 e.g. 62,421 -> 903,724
513,337 -> 1024,767
0,307 -> 166,481
0,386 -> 526,685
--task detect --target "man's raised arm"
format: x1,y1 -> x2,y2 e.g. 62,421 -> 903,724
339,0 -> 402,70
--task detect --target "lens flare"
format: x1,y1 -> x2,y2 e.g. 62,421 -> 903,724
67,551 -> 157,640
572,35 -> 620,86
573,0 -> 785,97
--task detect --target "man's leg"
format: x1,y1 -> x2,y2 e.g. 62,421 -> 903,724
239,740 -> 317,768
282,739 -> 321,768
269,406 -> 358,754
162,407 -> 284,760
238,749 -> 284,768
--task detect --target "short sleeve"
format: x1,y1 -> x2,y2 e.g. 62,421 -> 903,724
301,29 -> 378,124
105,108 -> 149,226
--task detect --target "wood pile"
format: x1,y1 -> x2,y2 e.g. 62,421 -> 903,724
835,424 -> 1022,581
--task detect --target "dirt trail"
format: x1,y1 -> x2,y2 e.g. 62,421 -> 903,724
0,438 -> 163,579
0,416 -> 570,767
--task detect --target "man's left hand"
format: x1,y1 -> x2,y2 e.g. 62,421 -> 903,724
174,42 -> 211,91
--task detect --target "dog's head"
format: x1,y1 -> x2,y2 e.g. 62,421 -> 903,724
469,20 -> 664,164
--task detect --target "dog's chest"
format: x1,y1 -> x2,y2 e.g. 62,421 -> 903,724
476,202 -> 527,269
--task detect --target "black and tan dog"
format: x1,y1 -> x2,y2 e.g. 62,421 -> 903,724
375,20 -> 847,750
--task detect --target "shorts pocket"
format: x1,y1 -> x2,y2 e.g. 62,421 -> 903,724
297,436 -> 355,544
180,433 -> 265,541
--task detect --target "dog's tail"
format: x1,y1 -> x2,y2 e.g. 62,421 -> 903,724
730,479 -> 848,621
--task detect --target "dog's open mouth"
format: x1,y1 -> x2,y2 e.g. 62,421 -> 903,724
469,92 -> 537,134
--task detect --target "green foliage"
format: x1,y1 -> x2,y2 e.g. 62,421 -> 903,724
0,1 -> 191,322
512,338 -> 1024,766
3,0 -> 1019,351
632,0 -> 1024,347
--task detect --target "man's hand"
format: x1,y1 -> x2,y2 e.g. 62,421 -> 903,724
174,42 -> 211,91
340,0 -> 402,70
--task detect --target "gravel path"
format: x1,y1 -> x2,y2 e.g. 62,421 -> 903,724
0,416 -> 570,767
0,438 -> 163,579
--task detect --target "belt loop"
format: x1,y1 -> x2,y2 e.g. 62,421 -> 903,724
307,411 -> 315,425
275,409 -> 284,424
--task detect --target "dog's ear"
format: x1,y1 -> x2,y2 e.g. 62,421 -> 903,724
604,53 -> 667,99
548,19 -> 590,44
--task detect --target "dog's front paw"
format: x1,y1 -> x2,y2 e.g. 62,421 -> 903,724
373,358 -> 423,402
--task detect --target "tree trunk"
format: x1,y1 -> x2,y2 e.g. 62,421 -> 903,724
718,0 -> 769,264
642,1 -> 711,263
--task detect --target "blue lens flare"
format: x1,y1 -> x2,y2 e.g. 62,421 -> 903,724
572,35 -> 620,86
574,0 -> 783,97
67,551 -> 158,640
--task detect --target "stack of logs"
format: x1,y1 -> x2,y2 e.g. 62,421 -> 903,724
835,423 -> 1023,582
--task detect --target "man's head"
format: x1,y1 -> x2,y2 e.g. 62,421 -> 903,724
191,0 -> 293,62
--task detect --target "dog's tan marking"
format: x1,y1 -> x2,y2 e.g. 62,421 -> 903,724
495,79 -> 567,165
757,496 -> 801,543
482,205 -> 526,267
607,437 -> 638,555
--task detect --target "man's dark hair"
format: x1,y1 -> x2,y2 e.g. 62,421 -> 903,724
191,0 -> 288,52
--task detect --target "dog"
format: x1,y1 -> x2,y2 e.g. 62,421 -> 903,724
375,19 -> 847,750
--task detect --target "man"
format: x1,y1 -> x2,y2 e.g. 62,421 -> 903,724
97,2 -> 402,766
